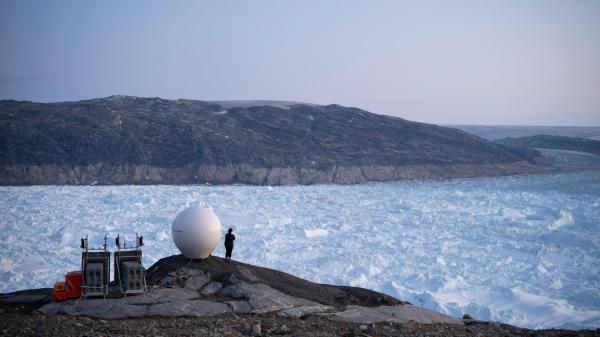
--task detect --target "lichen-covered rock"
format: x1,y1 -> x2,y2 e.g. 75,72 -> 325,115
201,281 -> 223,295
277,304 -> 332,318
226,300 -> 253,314
183,273 -> 212,290
330,305 -> 464,325
38,288 -> 229,319
220,282 -> 324,314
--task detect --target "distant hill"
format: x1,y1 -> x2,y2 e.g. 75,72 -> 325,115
495,135 -> 600,157
0,96 -> 546,185
450,125 -> 600,141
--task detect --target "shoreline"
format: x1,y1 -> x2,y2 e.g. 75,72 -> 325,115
0,161 -> 547,186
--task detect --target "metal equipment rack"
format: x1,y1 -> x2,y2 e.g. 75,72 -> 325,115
80,235 -> 111,299
114,233 -> 147,296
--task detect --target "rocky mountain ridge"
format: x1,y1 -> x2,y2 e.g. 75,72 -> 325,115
0,96 -> 548,185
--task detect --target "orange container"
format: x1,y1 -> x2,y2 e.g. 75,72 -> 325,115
52,281 -> 67,301
65,271 -> 82,299
53,281 -> 66,292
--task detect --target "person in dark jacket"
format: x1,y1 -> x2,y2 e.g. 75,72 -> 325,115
224,228 -> 235,262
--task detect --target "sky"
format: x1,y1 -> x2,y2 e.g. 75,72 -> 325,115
1,1 -> 599,126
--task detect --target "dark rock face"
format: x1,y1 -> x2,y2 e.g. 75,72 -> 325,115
0,96 -> 545,185
495,135 -> 600,157
145,254 -> 403,308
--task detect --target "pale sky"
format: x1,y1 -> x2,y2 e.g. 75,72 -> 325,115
1,0 -> 599,125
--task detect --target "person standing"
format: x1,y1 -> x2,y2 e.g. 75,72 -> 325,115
224,228 -> 235,262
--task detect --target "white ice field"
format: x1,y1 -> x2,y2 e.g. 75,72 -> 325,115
1,165 -> 599,329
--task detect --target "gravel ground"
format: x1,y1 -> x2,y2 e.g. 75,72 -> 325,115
1,310 -> 599,337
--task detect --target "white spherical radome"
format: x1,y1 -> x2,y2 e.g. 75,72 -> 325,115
171,206 -> 222,259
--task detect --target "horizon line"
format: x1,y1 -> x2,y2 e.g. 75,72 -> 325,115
1,95 -> 598,128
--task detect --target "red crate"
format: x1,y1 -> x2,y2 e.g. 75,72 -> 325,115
65,271 -> 82,299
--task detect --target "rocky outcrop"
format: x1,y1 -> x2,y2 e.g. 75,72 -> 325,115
144,255 -> 403,308
37,255 -> 459,324
3,256 -> 598,336
0,96 -> 547,185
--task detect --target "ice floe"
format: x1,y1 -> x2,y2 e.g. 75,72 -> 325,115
0,169 -> 599,329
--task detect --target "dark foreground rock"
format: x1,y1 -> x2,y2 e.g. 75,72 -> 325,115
145,254 -> 403,308
38,255 -> 454,323
1,310 -> 598,337
0,96 -> 547,185
1,255 -> 598,336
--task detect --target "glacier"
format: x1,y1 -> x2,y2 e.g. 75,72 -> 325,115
0,169 -> 599,329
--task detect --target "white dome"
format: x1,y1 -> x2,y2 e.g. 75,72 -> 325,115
172,206 -> 222,259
